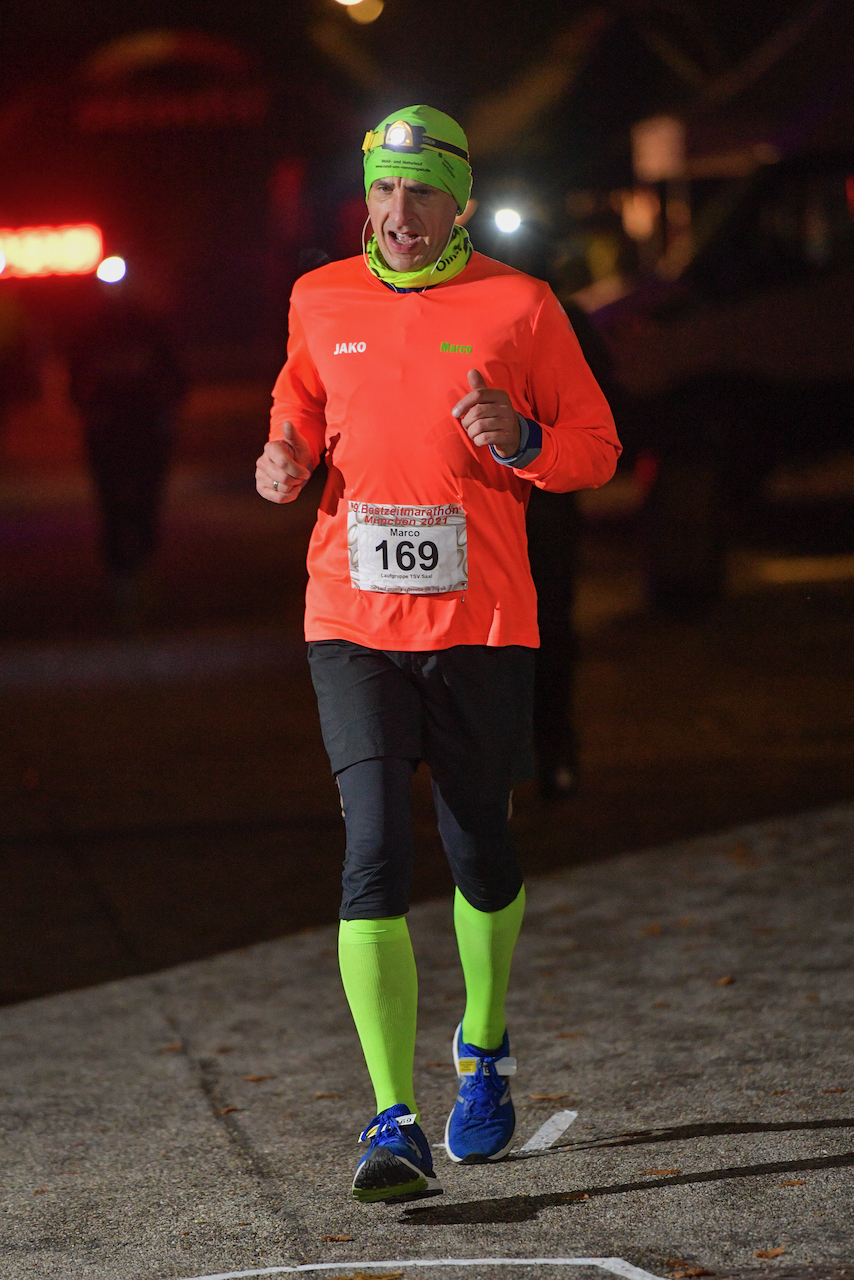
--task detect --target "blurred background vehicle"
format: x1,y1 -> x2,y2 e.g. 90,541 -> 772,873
583,148 -> 854,614
465,0 -> 853,613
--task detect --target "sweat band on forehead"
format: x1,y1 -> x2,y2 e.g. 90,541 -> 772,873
363,105 -> 472,214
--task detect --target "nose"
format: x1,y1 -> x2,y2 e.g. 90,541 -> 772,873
389,186 -> 416,225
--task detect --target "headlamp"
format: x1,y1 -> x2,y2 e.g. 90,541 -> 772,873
362,120 -> 469,163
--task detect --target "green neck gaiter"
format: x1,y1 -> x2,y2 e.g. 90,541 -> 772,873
366,224 -> 472,290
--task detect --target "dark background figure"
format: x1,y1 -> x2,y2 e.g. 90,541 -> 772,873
471,205 -> 622,798
0,288 -> 39,447
67,284 -> 186,621
527,300 -> 620,799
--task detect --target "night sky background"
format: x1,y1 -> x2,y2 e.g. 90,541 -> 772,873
3,0 -> 811,175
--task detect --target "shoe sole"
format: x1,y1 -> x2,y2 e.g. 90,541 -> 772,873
444,1022 -> 516,1164
352,1177 -> 443,1204
352,1148 -> 443,1204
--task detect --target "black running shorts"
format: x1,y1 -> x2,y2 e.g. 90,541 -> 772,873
307,639 -> 536,798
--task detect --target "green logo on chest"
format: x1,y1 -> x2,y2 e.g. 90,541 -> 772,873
440,342 -> 472,354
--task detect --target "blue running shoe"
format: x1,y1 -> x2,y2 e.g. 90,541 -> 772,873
352,1103 -> 443,1204
444,1022 -> 517,1163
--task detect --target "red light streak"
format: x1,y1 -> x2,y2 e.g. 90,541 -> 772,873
0,224 -> 104,278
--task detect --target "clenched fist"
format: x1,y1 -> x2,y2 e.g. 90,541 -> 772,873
256,421 -> 312,503
452,368 -> 521,458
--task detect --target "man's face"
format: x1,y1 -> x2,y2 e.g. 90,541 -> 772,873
367,176 -> 459,273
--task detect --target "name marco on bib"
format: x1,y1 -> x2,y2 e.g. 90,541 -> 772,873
347,500 -> 468,595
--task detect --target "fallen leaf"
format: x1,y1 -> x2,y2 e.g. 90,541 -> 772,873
677,917 -> 693,927
643,1168 -> 681,1176
33,1188 -> 47,1194
822,1088 -> 845,1093
754,1247 -> 785,1259
565,1191 -> 590,1200
728,842 -> 752,864
771,1089 -> 790,1095
218,1105 -> 242,1116
716,975 -> 735,986
314,1092 -> 343,1099
641,923 -> 663,936
807,993 -> 819,1001
653,1001 -> 671,1008
528,1093 -> 569,1101
323,1235 -> 354,1242
158,1043 -> 182,1053
673,1271 -> 714,1278
324,1274 -> 402,1280
215,1046 -> 234,1054
779,1180 -> 805,1186
243,1075 -> 275,1083
556,1032 -> 584,1039
236,1222 -> 249,1226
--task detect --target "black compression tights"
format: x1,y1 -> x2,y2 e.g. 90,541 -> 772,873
336,756 -> 523,919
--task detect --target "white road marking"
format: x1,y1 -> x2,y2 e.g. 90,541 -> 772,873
175,1256 -> 666,1280
519,1110 -> 579,1152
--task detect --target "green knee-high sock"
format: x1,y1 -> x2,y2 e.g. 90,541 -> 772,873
454,885 -> 526,1051
338,916 -> 418,1117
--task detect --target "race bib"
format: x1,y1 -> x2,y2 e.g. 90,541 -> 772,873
347,501 -> 468,594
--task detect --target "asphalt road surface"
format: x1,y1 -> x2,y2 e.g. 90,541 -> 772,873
1,805 -> 852,1280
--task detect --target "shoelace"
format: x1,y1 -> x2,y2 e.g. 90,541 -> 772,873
359,1111 -> 417,1145
460,1057 -> 512,1119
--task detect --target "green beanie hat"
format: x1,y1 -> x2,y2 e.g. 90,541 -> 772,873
363,105 -> 472,213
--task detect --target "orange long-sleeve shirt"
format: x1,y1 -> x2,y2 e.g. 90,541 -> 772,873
270,251 -> 620,650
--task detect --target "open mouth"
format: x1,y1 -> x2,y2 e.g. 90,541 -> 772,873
386,229 -> 423,254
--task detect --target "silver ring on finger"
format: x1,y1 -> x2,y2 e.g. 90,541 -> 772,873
272,480 -> 279,491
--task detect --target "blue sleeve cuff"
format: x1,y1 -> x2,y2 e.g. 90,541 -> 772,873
490,415 -> 543,469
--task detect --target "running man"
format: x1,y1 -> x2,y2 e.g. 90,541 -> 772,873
256,105 -> 620,1204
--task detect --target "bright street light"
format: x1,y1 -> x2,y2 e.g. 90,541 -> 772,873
96,256 -> 127,283
495,208 -> 521,233
346,0 -> 384,20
